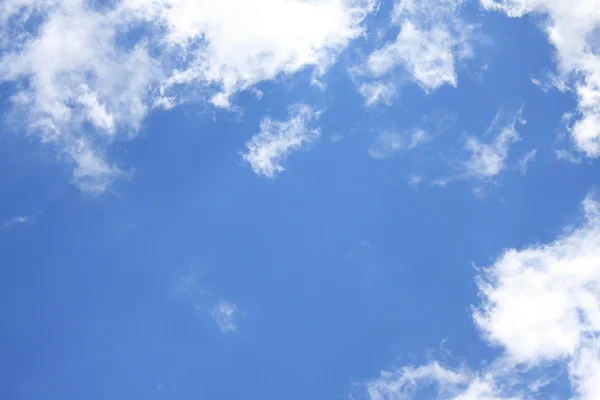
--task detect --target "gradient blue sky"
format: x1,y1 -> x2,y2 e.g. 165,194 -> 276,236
1,1 -> 600,399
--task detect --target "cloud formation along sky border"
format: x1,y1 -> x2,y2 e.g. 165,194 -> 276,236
0,0 -> 599,193
360,194 -> 600,400
482,0 -> 600,158
0,0 -> 374,191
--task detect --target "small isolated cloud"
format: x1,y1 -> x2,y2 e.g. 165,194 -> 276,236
408,174 -> 423,187
518,148 -> 537,175
1,214 -> 38,231
0,0 -> 375,192
211,300 -> 239,334
368,129 -> 429,159
482,0 -> 600,158
358,195 -> 600,399
358,0 -> 474,104
463,107 -> 524,180
171,270 -> 240,334
359,81 -> 397,106
241,104 -> 320,178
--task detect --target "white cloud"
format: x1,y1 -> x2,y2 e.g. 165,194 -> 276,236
518,148 -> 537,175
146,0 -> 376,104
241,104 -> 320,178
0,214 -> 37,230
171,270 -> 241,334
463,108 -> 524,180
473,195 -> 600,398
359,0 -> 473,100
368,129 -> 429,159
482,0 -> 600,158
360,195 -> 600,399
408,174 -> 423,186
359,81 -> 396,106
365,362 -> 520,400
0,0 -> 374,192
211,300 -> 239,334
365,362 -> 470,400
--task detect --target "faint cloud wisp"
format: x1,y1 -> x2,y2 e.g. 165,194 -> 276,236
170,270 -> 240,334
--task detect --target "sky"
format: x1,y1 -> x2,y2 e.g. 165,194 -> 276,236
0,0 -> 599,399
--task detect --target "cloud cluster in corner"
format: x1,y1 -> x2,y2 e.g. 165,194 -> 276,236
482,0 -> 600,158
358,0 -> 473,106
358,195 -> 600,399
0,0 -> 375,192
241,104 -> 321,178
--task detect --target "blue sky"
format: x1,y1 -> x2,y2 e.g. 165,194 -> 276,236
1,0 -> 599,399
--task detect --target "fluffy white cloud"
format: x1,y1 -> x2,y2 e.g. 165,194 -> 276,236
360,0 -> 473,101
241,104 -> 320,178
0,0 -> 374,192
482,0 -> 600,157
473,195 -> 600,398
463,108 -> 524,179
368,129 -> 429,159
360,195 -> 600,399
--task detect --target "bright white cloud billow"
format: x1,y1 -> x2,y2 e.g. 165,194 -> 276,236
473,195 -> 600,399
482,0 -> 600,158
360,0 -> 473,103
0,0 -> 374,192
241,104 -> 320,178
360,195 -> 600,399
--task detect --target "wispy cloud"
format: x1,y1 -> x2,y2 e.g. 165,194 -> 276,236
211,300 -> 239,334
463,125 -> 521,179
463,107 -> 525,180
368,129 -> 429,159
357,0 -> 474,105
358,195 -> 600,399
0,0 -> 375,192
518,148 -> 537,175
241,104 -> 320,178
359,81 -> 396,107
432,106 -> 524,193
408,174 -> 423,187
1,214 -> 38,231
171,270 -> 240,334
482,0 -> 600,158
